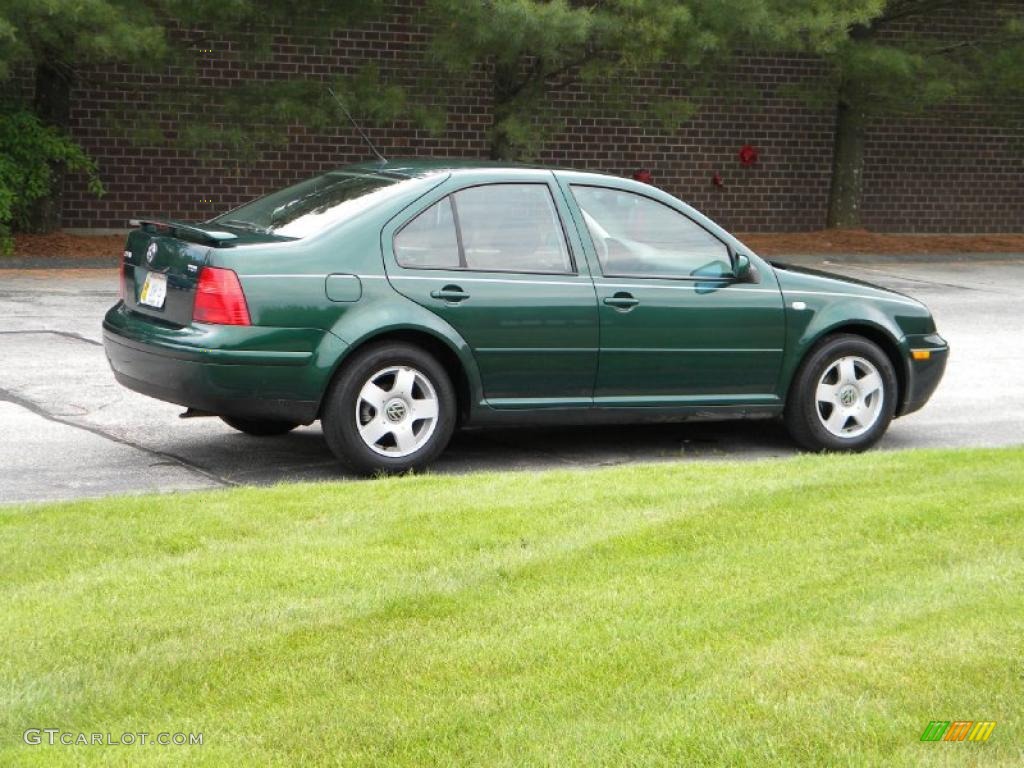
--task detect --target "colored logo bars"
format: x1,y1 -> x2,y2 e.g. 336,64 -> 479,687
920,721 -> 996,742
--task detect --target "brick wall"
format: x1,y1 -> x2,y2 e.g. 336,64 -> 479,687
861,0 -> 1024,233
60,6 -> 492,229
50,1 -> 1023,233
538,56 -> 839,232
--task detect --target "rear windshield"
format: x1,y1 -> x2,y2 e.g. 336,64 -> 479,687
212,172 -> 407,238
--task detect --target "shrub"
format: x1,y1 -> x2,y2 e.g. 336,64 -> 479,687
0,109 -> 104,254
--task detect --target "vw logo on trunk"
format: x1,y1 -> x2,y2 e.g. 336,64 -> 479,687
146,242 -> 158,264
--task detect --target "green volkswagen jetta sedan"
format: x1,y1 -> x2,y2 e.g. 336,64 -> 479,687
103,160 -> 948,474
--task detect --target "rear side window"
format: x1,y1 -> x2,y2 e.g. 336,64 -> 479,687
571,185 -> 731,279
394,183 -> 573,274
394,198 -> 460,269
454,185 -> 572,273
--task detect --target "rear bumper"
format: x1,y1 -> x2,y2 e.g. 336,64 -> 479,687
899,334 -> 949,417
102,304 -> 344,424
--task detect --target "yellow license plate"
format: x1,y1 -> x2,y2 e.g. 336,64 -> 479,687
139,272 -> 167,308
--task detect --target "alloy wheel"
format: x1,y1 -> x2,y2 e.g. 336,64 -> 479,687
355,365 -> 440,457
815,355 -> 885,438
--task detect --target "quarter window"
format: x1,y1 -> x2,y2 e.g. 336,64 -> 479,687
571,185 -> 731,279
394,198 -> 461,269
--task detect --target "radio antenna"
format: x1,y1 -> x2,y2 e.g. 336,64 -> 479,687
328,87 -> 387,164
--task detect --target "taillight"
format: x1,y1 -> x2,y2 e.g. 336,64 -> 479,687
193,267 -> 251,325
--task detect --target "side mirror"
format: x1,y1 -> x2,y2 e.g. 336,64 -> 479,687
733,252 -> 753,282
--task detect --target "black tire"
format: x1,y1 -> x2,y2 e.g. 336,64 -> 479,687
220,416 -> 300,436
321,342 -> 457,475
784,334 -> 898,452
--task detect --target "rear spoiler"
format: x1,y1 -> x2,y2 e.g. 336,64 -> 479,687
129,219 -> 238,247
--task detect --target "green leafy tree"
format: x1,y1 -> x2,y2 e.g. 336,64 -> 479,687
0,0 -> 384,233
423,0 -> 884,161
810,1 -> 1024,228
0,0 -> 166,231
426,0 -> 1024,230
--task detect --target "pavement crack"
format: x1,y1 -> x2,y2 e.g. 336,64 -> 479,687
0,386 -> 236,488
837,265 -> 1008,294
0,330 -> 104,347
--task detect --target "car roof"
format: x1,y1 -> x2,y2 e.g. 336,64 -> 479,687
341,158 -> 617,181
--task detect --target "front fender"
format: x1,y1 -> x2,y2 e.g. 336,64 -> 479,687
778,296 -> 908,401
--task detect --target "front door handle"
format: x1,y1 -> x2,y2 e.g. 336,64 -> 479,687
430,285 -> 470,303
603,292 -> 639,310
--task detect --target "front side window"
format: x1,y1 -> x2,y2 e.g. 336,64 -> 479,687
571,185 -> 731,279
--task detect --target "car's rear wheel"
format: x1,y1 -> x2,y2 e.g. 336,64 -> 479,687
321,342 -> 456,475
220,416 -> 300,436
784,334 -> 897,452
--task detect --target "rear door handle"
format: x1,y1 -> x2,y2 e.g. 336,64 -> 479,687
430,285 -> 470,303
603,292 -> 639,310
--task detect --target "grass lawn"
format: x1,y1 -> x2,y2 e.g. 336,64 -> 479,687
1,447 -> 1022,766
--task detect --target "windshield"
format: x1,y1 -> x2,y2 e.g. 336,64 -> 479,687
212,172 -> 406,238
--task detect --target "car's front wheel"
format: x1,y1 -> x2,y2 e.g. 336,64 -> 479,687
321,342 -> 457,475
784,334 -> 898,452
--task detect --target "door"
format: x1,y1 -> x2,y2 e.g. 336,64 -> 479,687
384,175 -> 599,406
564,182 -> 785,405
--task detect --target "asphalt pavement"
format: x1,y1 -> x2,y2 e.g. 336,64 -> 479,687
1,257 -> 1022,504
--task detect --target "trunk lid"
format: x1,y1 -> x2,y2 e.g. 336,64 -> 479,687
122,220 -> 238,326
